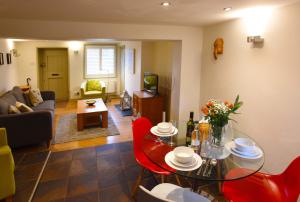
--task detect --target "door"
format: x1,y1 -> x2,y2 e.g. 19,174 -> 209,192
39,48 -> 69,101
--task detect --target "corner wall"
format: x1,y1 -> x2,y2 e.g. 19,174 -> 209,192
201,3 -> 300,173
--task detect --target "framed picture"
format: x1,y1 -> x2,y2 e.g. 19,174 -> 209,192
127,48 -> 136,74
6,53 -> 11,64
0,53 -> 3,65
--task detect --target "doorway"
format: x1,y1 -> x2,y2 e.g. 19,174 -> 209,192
38,48 -> 69,101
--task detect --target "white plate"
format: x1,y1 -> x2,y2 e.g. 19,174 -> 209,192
165,151 -> 202,171
232,146 -> 258,156
151,126 -> 178,137
225,141 -> 263,159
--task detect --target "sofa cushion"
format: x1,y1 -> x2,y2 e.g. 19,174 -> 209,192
9,105 -> 21,114
86,80 -> 101,91
12,87 -> 26,104
0,92 -> 17,115
28,89 -> 44,107
32,100 -> 55,112
16,101 -> 33,113
84,90 -> 102,95
0,100 -> 9,115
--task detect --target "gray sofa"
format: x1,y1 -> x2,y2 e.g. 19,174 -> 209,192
0,87 -> 55,148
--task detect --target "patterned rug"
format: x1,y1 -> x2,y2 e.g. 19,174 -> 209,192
114,104 -> 133,116
54,113 -> 120,144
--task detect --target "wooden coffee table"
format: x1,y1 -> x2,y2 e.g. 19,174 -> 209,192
77,98 -> 108,131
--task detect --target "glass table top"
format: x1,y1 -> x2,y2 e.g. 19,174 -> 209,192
142,124 -> 265,182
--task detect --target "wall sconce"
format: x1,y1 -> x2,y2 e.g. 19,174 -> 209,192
247,36 -> 264,44
69,41 -> 81,55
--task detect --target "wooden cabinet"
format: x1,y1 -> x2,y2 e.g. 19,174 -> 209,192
133,91 -> 163,125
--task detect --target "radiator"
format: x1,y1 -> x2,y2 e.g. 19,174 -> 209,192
104,81 -> 117,93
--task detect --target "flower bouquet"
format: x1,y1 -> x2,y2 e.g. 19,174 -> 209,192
201,95 -> 243,146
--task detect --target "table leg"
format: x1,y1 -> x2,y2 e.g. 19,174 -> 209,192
77,114 -> 84,131
101,111 -> 108,128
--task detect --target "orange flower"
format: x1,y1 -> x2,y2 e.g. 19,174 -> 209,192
224,101 -> 229,105
228,104 -> 234,108
201,106 -> 209,115
207,102 -> 213,107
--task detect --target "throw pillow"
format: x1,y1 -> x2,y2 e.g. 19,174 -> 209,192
8,105 -> 21,114
86,80 -> 101,91
28,89 -> 44,107
23,91 -> 33,107
16,101 -> 33,113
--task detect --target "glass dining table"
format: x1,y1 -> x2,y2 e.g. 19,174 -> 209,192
142,123 -> 265,192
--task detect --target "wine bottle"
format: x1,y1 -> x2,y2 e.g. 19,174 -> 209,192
186,112 -> 194,146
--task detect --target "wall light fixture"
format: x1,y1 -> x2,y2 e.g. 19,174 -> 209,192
247,36 -> 264,44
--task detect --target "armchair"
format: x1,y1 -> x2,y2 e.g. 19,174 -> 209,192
0,128 -> 15,201
80,80 -> 106,99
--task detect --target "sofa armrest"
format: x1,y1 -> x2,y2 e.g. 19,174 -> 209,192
0,128 -> 8,147
100,81 -> 106,94
80,82 -> 86,96
0,111 -> 53,148
41,91 -> 55,101
0,146 -> 16,197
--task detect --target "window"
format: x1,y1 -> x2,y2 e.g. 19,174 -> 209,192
85,45 -> 116,78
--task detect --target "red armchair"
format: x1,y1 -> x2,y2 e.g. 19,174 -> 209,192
222,156 -> 300,202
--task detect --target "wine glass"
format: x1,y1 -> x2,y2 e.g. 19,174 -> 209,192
169,120 -> 177,147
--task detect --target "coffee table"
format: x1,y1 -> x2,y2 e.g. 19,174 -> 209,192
77,98 -> 108,131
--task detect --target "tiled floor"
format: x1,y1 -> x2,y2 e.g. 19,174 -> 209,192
32,141 -> 156,202
12,150 -> 50,202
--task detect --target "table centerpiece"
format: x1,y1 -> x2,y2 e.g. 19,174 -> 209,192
201,95 -> 243,147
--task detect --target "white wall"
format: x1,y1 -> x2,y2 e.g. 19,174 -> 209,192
201,3 -> 300,173
15,40 -> 122,99
0,19 -> 203,131
122,41 -> 142,96
0,39 -> 18,94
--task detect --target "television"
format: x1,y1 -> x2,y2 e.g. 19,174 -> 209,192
144,72 -> 159,95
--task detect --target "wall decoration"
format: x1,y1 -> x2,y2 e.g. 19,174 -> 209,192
0,53 -> 3,65
6,53 -> 12,64
127,48 -> 136,74
213,38 -> 224,60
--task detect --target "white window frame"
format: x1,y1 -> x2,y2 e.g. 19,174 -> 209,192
84,45 -> 117,78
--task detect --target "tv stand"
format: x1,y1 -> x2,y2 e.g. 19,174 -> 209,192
133,91 -> 163,125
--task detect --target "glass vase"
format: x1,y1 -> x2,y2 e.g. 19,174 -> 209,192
201,123 -> 232,159
211,125 -> 226,146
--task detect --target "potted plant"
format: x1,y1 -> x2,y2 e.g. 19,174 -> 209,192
201,95 -> 243,147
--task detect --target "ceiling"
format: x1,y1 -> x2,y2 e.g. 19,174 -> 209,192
0,0 -> 298,26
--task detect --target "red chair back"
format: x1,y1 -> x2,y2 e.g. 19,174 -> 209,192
277,156 -> 300,201
132,117 -> 153,154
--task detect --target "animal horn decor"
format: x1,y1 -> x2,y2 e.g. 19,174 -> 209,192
213,38 -> 224,60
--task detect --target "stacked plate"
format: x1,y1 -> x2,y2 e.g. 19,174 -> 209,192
225,138 -> 263,159
151,122 -> 178,137
165,146 -> 202,171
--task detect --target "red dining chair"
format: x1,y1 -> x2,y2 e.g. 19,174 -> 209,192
131,117 -> 180,197
222,156 -> 300,202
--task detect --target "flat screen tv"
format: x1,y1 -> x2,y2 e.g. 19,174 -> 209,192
144,72 -> 158,95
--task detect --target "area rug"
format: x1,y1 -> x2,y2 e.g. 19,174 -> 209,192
54,113 -> 120,144
114,104 -> 133,116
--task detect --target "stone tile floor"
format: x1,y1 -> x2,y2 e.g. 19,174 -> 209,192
8,141 -> 226,202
